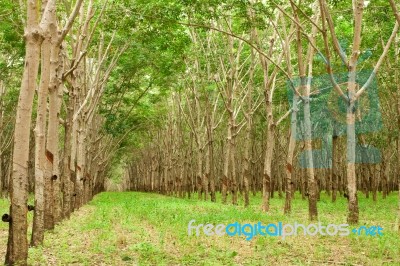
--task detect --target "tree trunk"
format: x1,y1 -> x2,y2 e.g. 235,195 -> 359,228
47,39 -> 63,224
6,0 -> 42,263
207,124 -> 216,202
284,94 -> 298,214
62,85 -> 75,219
346,93 -> 359,224
304,81 -> 318,221
231,135 -> 237,205
331,135 -> 339,202
222,120 -> 231,204
343,0 -> 364,225
262,99 -> 274,212
396,32 -> 400,234
31,15 -> 52,246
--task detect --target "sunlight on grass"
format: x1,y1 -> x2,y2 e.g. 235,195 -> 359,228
0,192 -> 396,265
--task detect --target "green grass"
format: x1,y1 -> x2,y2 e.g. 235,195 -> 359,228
0,191 -> 399,265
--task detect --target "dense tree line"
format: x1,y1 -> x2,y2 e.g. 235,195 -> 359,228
123,0 -> 400,233
0,0 -> 188,264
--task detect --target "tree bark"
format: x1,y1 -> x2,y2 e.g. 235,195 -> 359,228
31,2 -> 53,244
284,94 -> 298,214
6,0 -> 42,263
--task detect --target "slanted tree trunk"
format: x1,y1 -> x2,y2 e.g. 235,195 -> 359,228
6,0 -> 42,263
31,0 -> 55,244
42,0 -> 58,231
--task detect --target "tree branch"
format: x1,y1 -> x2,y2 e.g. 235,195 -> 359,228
355,21 -> 399,100
58,0 -> 84,45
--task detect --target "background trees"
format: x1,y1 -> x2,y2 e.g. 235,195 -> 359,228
123,0 -> 400,229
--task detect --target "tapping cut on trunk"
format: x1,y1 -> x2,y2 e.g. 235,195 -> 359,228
45,150 -> 54,164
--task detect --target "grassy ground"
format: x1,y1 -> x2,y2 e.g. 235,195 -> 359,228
0,191 -> 399,265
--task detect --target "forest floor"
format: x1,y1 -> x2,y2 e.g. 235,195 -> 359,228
0,191 -> 399,265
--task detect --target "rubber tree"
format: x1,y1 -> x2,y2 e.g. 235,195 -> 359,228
5,0 -> 43,263
320,0 -> 398,224
30,0 -> 83,246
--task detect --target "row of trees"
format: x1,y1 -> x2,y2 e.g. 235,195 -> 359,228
1,0 -> 193,263
124,0 -> 400,230
0,0 -> 164,264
